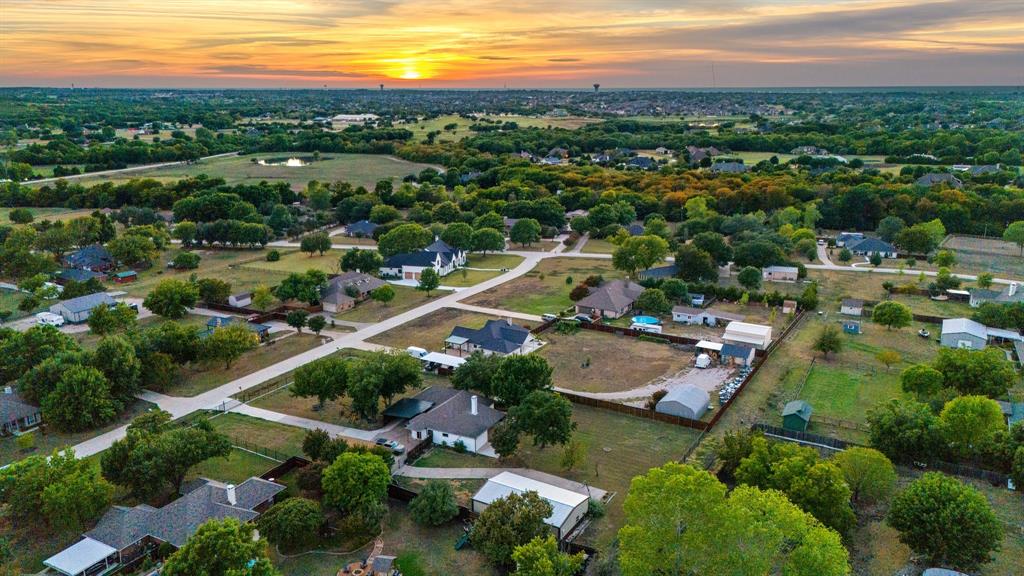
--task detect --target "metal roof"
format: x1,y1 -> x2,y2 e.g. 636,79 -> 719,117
657,385 -> 710,412
52,292 -> 115,314
44,537 -> 117,576
383,398 -> 434,419
783,400 -> 812,420
473,472 -> 588,529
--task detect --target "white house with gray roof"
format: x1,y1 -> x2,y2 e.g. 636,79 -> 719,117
45,477 -> 283,576
406,388 -> 504,456
445,319 -> 540,357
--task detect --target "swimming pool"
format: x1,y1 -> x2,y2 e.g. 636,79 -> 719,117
632,315 -> 660,325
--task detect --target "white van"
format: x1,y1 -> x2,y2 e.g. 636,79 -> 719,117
695,353 -> 712,369
630,323 -> 663,334
35,312 -> 65,327
406,346 -> 428,358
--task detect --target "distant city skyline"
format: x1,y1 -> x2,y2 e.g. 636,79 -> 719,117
2,0 -> 1021,88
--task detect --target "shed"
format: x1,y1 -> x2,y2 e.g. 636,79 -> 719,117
782,300 -> 798,314
472,472 -> 589,540
655,385 -> 710,420
842,320 -> 862,334
722,321 -> 773,350
720,343 -> 755,366
49,292 -> 116,323
112,270 -> 137,284
782,400 -> 812,432
840,299 -> 864,316
940,318 -> 989,350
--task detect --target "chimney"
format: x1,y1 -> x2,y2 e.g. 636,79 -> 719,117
225,484 -> 236,506
1011,283 -> 1018,297
471,395 -> 478,416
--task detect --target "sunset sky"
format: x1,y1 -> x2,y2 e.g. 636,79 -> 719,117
2,0 -> 1021,88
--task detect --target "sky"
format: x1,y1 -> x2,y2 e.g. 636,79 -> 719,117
2,0 -> 1022,88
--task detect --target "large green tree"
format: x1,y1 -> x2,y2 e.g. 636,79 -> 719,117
509,391 -> 575,448
409,479 -> 459,526
611,235 -> 669,277
932,347 -> 1015,398
144,279 -> 199,319
832,447 -> 896,506
492,354 -> 554,406
871,301 -> 912,330
511,535 -> 585,576
41,365 -> 117,432
291,356 -> 348,409
378,223 -> 432,257
866,398 -> 944,463
939,395 -> 1005,458
201,323 -> 259,369
258,498 -> 324,552
674,244 -> 717,282
472,491 -> 553,566
887,473 -> 1001,571
321,451 -> 390,526
510,218 -> 542,247
162,518 -> 281,576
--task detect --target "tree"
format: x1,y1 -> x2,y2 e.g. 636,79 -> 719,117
674,244 -> 717,282
258,497 -> 324,552
813,324 -> 842,358
415,268 -> 440,296
611,235 -> 669,277
202,323 -> 259,369
887,473 -> 1001,571
493,354 -> 553,406
568,284 -> 590,301
618,463 -> 849,576
635,288 -> 670,315
107,234 -> 157,266
275,270 -> 327,305
900,364 -> 944,399
869,252 -> 882,267
472,491 -> 553,566
933,347 -> 1015,398
896,225 -> 937,254
162,518 -> 279,576
251,284 -> 276,311
196,277 -> 231,304
35,226 -> 73,260
307,315 -> 327,335
509,391 -> 575,448
409,479 -> 459,526
347,351 -> 423,419
1013,446 -> 1024,492
866,398 -> 943,463
472,227 -> 505,254
832,447 -> 896,506
876,216 -> 906,243
42,365 -> 116,432
93,335 -> 142,404
490,419 -> 522,459
172,220 -> 198,247
441,222 -> 475,251
340,248 -> 383,274
511,535 -> 585,576
838,247 -> 852,262
171,251 -> 201,270
451,351 -> 501,396
300,232 -> 332,256
8,208 -> 33,224
286,309 -> 309,333
976,272 -> 994,289
0,449 -> 112,531
871,301 -> 912,330
144,279 -> 199,319
291,356 -> 348,410
737,266 -> 761,290
87,302 -> 137,335
378,223 -> 432,257
560,437 -> 587,472
510,218 -> 542,247
939,395 -> 1005,458
933,249 -> 956,268
875,350 -> 901,370
691,232 -> 732,265
370,284 -> 395,305
1003,220 -> 1024,256
322,452 -> 390,524
659,278 -> 689,302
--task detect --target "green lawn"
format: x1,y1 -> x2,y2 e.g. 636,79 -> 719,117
205,412 -> 308,457
439,268 -> 503,287
465,253 -> 524,270
55,153 -> 440,189
187,447 -> 279,484
369,307 -> 497,350
413,404 -> 702,548
121,248 -> 285,298
334,284 -> 435,323
237,249 -> 346,275
407,113 -> 597,143
0,288 -> 46,320
465,257 -> 621,315
166,333 -> 323,397
0,207 -> 93,225
580,238 -> 617,254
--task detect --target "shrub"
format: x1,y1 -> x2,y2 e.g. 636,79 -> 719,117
266,249 -> 281,262
646,389 -> 668,410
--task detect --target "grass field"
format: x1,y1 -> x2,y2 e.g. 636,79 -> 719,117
511,240 -> 562,252
465,253 -> 524,269
334,284 -> 435,323
205,412 -> 308,457
941,234 -> 1024,278
0,207 -> 94,225
0,288 -> 45,320
406,113 -> 598,143
187,447 -> 279,484
438,267 -> 503,287
237,249 -> 346,276
465,257 -> 621,315
580,238 -> 618,254
412,404 -> 701,548
120,248 -> 286,298
368,307 -> 497,350
60,153 -> 440,189
539,329 -> 692,393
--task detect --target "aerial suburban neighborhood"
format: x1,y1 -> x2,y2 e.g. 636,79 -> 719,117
2,4 -> 1024,574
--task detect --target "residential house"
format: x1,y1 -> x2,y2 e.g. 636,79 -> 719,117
791,145 -> 829,156
63,245 -> 115,272
710,161 -> 748,174
49,292 -> 116,323
0,386 -> 41,435
939,317 -> 1022,350
626,156 -> 656,170
847,237 -> 898,258
685,145 -> 722,165
915,173 -> 963,189
762,265 -> 799,283
445,319 -> 540,357
782,400 -> 812,432
835,232 -> 865,247
671,305 -> 744,326
204,316 -> 271,342
380,238 -> 467,280
548,147 -> 569,158
406,388 -> 505,455
655,146 -> 671,155
655,385 -> 710,420
722,321 -> 773,350
969,282 -> 1024,308
321,271 -> 387,313
574,279 -> 645,319
228,292 -> 252,308
344,219 -> 378,238
840,298 -> 864,316
44,477 -> 284,576
968,164 -> 1003,176
472,472 -> 589,540
540,155 -> 564,166
55,268 -> 106,285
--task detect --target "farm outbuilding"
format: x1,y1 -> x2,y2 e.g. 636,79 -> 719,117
49,292 -> 116,323
782,400 -> 812,432
472,472 -> 589,540
655,385 -> 710,420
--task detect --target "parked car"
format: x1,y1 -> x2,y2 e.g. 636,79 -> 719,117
695,354 -> 712,369
573,314 -> 593,323
35,312 -> 65,327
541,313 -> 559,321
375,438 -> 405,454
631,323 -> 662,334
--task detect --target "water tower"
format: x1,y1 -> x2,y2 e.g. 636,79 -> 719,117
593,83 -> 600,93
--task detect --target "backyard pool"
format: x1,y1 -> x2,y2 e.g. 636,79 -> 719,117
632,315 -> 660,325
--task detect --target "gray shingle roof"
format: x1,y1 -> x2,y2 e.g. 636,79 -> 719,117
384,251 -> 446,269
56,292 -> 115,313
64,245 -> 114,270
406,390 -> 504,438
345,220 -> 378,236
0,388 -> 39,425
720,343 -> 754,359
323,271 -> 386,301
449,319 -> 531,354
916,173 -> 962,188
576,280 -> 645,313
847,237 -> 896,253
86,477 -> 283,550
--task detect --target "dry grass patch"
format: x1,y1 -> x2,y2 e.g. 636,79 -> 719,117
465,257 -> 620,315
368,307 -> 498,350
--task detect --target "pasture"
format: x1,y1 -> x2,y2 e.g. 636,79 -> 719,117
465,257 -> 621,315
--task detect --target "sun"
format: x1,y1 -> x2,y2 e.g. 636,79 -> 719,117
400,68 -> 422,80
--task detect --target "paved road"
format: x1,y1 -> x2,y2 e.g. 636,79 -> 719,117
24,152 -> 240,185
816,242 -> 834,266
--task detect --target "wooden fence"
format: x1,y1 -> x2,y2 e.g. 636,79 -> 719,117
260,456 -> 311,481
556,390 -> 710,431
